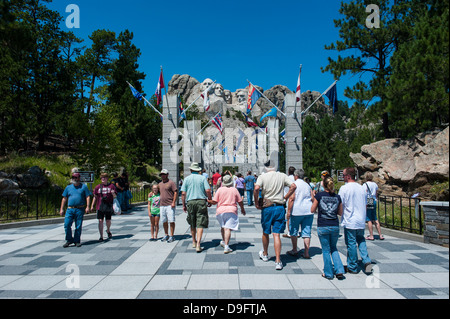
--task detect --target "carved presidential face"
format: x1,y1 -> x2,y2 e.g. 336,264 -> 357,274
201,78 -> 214,92
214,84 -> 224,97
224,90 -> 232,104
236,90 -> 247,105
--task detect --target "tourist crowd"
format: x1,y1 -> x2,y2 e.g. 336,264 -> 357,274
59,162 -> 382,279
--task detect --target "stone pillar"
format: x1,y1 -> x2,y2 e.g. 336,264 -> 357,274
420,201 -> 449,247
183,120 -> 202,178
162,95 -> 180,187
284,93 -> 303,173
267,118 -> 279,170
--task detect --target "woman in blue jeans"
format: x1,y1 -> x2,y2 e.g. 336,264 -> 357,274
311,177 -> 345,280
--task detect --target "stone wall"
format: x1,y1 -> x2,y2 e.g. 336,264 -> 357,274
421,201 -> 449,247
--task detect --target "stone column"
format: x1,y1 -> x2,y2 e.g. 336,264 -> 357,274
267,118 -> 279,170
183,120 -> 202,179
284,93 -> 303,173
162,95 -> 180,187
421,201 -> 449,247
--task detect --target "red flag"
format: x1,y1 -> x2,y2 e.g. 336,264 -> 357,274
296,71 -> 301,103
155,70 -> 165,106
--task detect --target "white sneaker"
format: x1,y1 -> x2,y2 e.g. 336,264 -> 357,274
275,262 -> 283,270
259,250 -> 269,262
224,246 -> 233,254
220,241 -> 225,248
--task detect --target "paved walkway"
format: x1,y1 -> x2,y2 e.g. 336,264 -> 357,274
0,204 -> 448,299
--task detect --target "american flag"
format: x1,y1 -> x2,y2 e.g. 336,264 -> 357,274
212,112 -> 223,133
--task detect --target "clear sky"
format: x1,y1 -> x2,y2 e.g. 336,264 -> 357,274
47,0 -> 361,106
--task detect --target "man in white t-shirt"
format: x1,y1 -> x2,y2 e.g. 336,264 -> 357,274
286,169 -> 314,258
363,172 -> 384,240
338,167 -> 372,274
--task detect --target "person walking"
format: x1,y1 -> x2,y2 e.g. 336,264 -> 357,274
286,169 -> 314,258
208,175 -> 246,254
364,172 -> 384,241
148,183 -> 161,241
339,167 -> 373,274
244,171 -> 256,206
212,169 -> 222,194
60,172 -> 92,247
158,169 -> 178,243
181,162 -> 212,253
91,173 -> 117,242
235,173 -> 245,201
254,160 -> 297,270
314,170 -> 330,195
311,177 -> 345,280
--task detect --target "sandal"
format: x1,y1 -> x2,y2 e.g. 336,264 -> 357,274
287,250 -> 299,257
366,236 -> 374,241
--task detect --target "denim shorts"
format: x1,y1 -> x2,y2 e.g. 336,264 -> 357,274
289,214 -> 314,238
366,201 -> 378,221
261,205 -> 286,235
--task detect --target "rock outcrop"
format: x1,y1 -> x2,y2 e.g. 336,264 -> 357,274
351,126 -> 449,199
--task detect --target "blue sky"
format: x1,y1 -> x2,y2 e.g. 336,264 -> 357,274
47,0 -> 362,107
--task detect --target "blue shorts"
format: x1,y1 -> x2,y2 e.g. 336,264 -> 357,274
289,214 -> 314,238
261,205 -> 286,235
366,201 -> 378,221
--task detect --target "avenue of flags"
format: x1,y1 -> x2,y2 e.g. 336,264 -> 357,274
127,66 -> 339,140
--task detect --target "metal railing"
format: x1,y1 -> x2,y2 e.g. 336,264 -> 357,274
377,195 -> 423,234
0,190 -> 62,223
0,187 -> 152,223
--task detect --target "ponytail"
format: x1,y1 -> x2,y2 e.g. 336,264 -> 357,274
324,177 -> 335,193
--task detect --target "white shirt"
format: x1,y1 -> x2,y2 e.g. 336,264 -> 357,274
338,182 -> 367,230
363,181 -> 378,199
291,179 -> 313,216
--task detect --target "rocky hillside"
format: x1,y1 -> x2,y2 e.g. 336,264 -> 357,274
351,126 -> 449,200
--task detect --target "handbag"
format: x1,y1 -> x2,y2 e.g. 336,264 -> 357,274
365,183 -> 375,210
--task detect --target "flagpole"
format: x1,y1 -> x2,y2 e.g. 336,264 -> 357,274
301,80 -> 338,116
178,80 -> 217,124
247,80 -> 286,117
126,81 -> 164,118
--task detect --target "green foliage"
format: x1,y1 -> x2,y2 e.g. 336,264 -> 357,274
0,1 -> 163,175
322,0 -> 449,139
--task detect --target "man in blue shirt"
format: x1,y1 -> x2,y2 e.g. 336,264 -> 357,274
244,171 -> 256,206
60,172 -> 92,247
181,162 -> 212,253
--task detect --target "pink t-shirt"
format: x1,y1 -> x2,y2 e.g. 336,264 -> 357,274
213,186 -> 242,215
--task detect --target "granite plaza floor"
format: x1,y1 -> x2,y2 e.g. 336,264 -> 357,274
0,204 -> 448,299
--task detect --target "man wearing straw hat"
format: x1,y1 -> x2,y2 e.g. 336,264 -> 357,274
181,162 -> 212,253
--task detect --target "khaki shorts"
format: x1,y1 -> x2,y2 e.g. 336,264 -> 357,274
186,199 -> 209,229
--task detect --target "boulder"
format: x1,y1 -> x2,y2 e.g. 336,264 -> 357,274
16,166 -> 48,189
351,126 -> 449,196
0,178 -> 20,197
